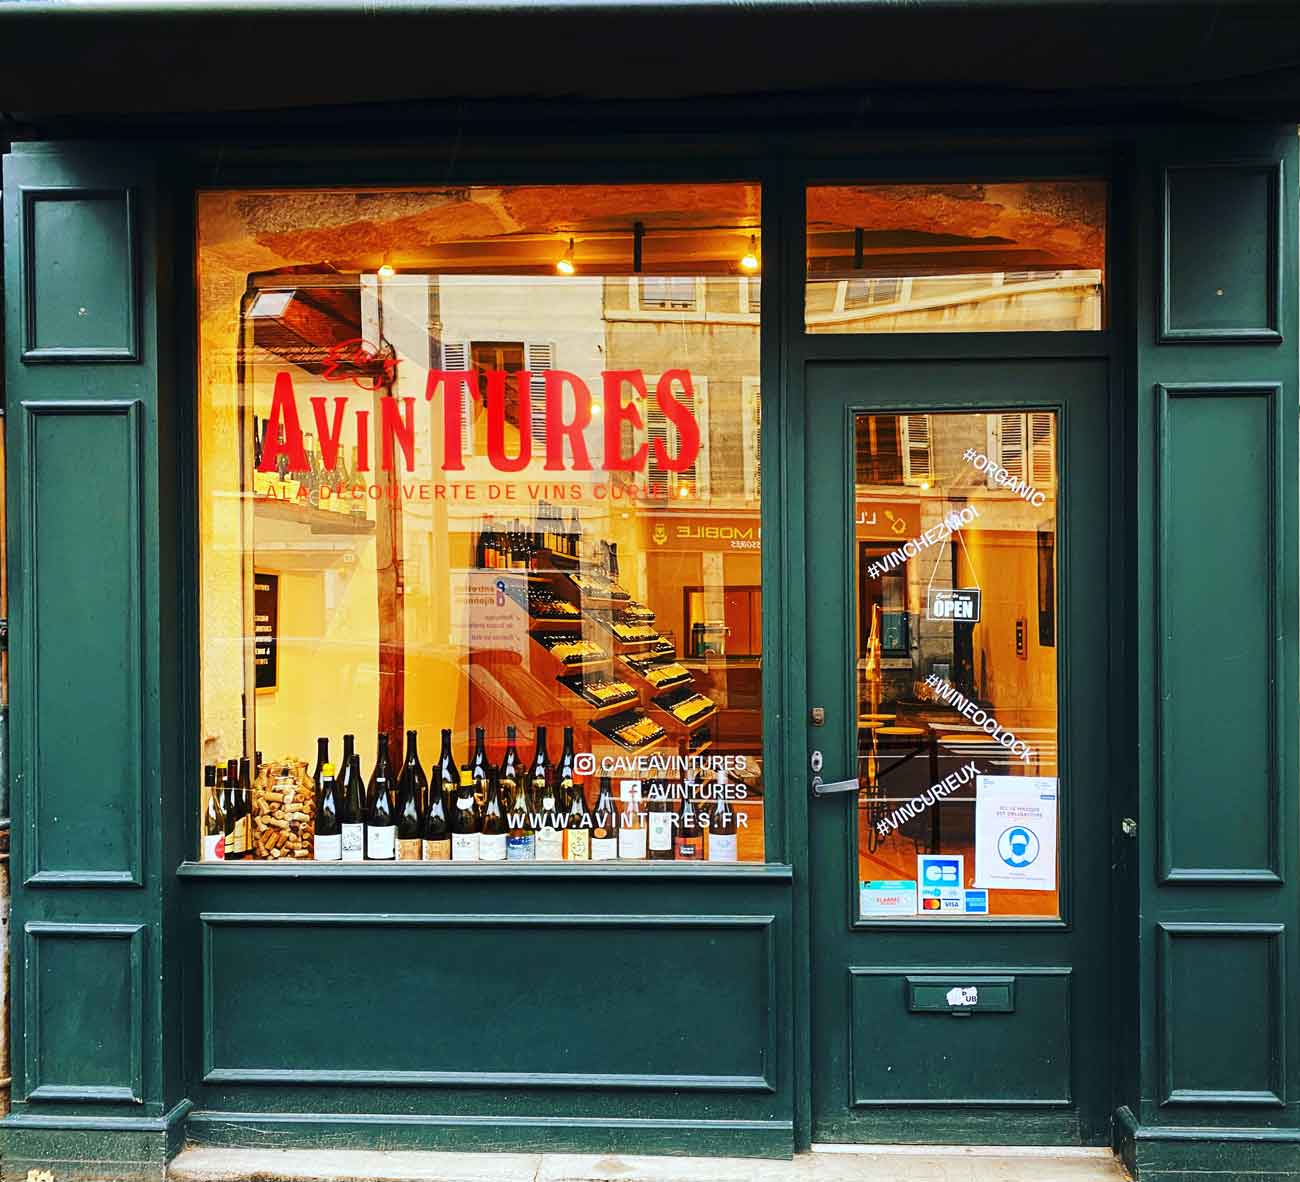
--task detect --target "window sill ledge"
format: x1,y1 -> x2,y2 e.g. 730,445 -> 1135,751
176,860 -> 793,881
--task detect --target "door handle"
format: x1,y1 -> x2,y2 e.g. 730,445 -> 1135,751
811,775 -> 861,798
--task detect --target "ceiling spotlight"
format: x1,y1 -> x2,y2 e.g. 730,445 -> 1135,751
377,256 -> 396,278
739,234 -> 760,273
556,238 -> 577,276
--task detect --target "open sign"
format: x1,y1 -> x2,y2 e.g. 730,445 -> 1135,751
927,587 -> 982,623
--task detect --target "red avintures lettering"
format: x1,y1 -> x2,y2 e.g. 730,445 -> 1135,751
544,371 -> 593,472
258,372 -> 309,473
262,366 -> 701,476
379,396 -> 417,471
485,370 -> 531,473
652,370 -> 701,474
355,409 -> 370,471
602,370 -> 649,471
425,370 -> 474,472
309,396 -> 348,472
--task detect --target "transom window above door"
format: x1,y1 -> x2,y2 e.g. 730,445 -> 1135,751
805,181 -> 1107,333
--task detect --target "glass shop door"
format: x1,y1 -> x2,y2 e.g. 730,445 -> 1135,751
804,359 -> 1112,1145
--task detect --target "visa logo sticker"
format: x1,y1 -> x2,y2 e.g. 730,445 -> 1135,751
964,889 -> 989,914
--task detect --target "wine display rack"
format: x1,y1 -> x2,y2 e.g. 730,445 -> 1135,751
469,517 -> 717,762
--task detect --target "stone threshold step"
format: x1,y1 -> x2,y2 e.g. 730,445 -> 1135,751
168,1146 -> 1127,1182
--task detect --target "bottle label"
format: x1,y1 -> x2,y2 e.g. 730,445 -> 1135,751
366,825 -> 396,860
708,834 -> 738,862
202,833 -> 223,861
618,828 -> 647,860
648,813 -> 674,851
225,814 -> 249,858
564,830 -> 590,861
506,834 -> 536,861
535,827 -> 564,861
481,832 -> 508,862
341,823 -> 365,861
452,832 -> 480,862
591,836 -> 618,861
397,837 -> 422,861
422,837 -> 451,861
674,837 -> 701,860
314,833 -> 342,861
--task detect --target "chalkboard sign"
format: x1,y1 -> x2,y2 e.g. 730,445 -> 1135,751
254,572 -> 279,691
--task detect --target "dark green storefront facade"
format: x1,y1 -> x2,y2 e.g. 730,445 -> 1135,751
2,3 -> 1300,1180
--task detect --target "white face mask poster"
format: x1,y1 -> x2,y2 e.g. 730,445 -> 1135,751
974,775 -> 1058,891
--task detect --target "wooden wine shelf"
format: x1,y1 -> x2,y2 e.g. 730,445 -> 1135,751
649,701 -> 718,736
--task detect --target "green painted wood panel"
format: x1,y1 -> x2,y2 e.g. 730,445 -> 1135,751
23,189 -> 138,360
850,969 -> 1071,1107
3,142 -> 183,1168
1156,386 -> 1281,882
24,922 -> 145,1103
1161,165 -> 1283,342
1127,124 -> 1300,1167
201,913 -> 776,1089
22,401 -> 143,885
1157,924 -> 1284,1108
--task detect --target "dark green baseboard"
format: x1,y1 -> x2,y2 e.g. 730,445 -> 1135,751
1114,1105 -> 1300,1180
185,1109 -> 794,1158
0,1100 -> 191,1182
814,1109 -> 1093,1147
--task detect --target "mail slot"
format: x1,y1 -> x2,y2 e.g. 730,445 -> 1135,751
906,974 -> 1016,1014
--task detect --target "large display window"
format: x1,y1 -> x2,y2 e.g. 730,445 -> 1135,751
196,184 -> 764,865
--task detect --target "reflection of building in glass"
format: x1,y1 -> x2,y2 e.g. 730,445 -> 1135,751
600,276 -> 763,751
855,411 -> 1057,724
807,181 -> 1108,334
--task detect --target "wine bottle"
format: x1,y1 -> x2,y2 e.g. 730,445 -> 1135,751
451,767 -> 481,862
315,762 -> 341,861
471,726 -> 490,807
557,726 -> 576,789
224,757 -> 250,861
202,764 -> 225,861
422,793 -> 451,860
563,780 -> 591,861
674,785 -> 702,860
616,779 -> 646,860
591,777 -> 619,861
480,768 -> 508,862
238,756 -> 255,858
396,729 -> 426,861
348,443 -> 367,519
647,779 -> 675,860
339,742 -> 364,862
707,788 -> 740,863
506,768 -> 535,861
311,736 -> 329,797
366,733 -> 396,860
531,726 -> 562,861
499,725 -> 522,804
